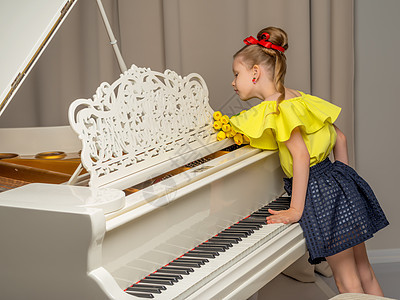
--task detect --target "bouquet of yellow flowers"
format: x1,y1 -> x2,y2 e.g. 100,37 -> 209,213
212,111 -> 250,146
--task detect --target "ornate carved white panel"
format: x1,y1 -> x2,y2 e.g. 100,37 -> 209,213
68,64 -> 216,188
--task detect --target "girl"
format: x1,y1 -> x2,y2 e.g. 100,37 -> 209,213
229,26 -> 389,296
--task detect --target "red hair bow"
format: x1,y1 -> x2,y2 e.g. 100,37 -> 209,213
243,33 -> 285,53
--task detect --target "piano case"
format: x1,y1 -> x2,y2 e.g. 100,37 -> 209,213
0,1 -> 305,299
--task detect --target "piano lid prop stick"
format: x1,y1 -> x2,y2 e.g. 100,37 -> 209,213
67,162 -> 84,185
95,0 -> 128,73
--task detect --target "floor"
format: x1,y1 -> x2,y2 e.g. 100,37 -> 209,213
251,262 -> 400,300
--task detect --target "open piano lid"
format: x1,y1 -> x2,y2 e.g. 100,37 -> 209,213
0,0 -> 76,117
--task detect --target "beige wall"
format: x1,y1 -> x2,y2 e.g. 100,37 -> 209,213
355,0 -> 400,251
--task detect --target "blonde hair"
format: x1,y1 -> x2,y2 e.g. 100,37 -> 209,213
234,27 -> 289,113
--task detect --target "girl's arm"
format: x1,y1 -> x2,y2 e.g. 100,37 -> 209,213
333,125 -> 349,165
267,127 -> 309,224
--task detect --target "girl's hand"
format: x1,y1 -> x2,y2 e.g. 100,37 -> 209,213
266,207 -> 302,224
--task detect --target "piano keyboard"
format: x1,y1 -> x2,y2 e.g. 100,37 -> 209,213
124,196 -> 291,299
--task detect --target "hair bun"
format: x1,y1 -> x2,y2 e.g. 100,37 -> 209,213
257,26 -> 288,51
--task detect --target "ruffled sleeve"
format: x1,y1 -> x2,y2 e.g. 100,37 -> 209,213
229,92 -> 341,150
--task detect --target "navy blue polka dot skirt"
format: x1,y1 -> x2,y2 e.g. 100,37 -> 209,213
284,158 -> 389,264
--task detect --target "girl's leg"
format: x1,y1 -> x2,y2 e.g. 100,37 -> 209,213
353,242 -> 384,296
326,248 -> 364,294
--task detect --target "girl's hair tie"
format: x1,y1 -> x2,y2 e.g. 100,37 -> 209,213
243,33 -> 286,53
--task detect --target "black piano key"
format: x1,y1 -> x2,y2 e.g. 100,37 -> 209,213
279,201 -> 291,205
175,257 -> 209,264
264,208 -> 286,212
125,291 -> 154,298
248,217 -> 269,223
256,209 -> 275,213
223,230 -> 253,237
129,284 -> 167,290
161,266 -> 194,273
271,206 -> 289,210
275,196 -> 290,200
222,228 -> 253,234
257,210 -> 284,215
214,233 -> 242,239
267,199 -> 289,204
250,212 -> 271,217
276,202 -> 291,205
246,214 -> 267,219
239,219 -> 267,225
247,218 -> 268,223
258,209 -> 286,214
203,240 -> 231,246
155,269 -> 189,276
274,201 -> 290,206
169,261 -> 201,268
184,252 -> 216,259
271,197 -> 290,201
205,238 -> 235,244
162,265 -> 194,272
146,275 -> 179,282
229,226 -> 260,232
245,215 -> 269,221
276,198 -> 291,203
146,273 -> 183,280
140,278 -> 174,285
126,286 -> 162,294
232,223 -> 262,229
216,232 -> 247,238
269,207 -> 289,211
273,196 -> 290,200
208,237 -> 239,244
264,203 -> 288,208
214,235 -> 242,242
212,235 -> 242,242
202,241 -> 232,249
194,245 -> 226,252
256,206 -> 274,211
246,215 -> 269,220
190,249 -> 220,256
259,209 -> 286,214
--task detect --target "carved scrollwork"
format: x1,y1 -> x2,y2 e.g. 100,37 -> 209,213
69,64 -> 216,187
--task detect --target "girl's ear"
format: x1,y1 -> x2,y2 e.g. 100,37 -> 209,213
252,65 -> 261,80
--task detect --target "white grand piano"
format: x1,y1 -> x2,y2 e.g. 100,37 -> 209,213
0,1 -> 306,299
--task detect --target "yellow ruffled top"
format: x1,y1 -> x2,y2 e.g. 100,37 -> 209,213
230,91 -> 341,178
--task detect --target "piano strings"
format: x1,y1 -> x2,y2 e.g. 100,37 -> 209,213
0,144 -> 243,194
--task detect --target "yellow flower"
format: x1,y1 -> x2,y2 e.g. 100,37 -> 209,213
226,128 -> 237,138
226,130 -> 235,138
243,134 -> 250,144
217,131 -> 226,141
213,111 -> 222,121
222,124 -> 231,132
220,115 -> 230,124
240,110 -> 247,115
213,120 -> 222,130
234,133 -> 243,145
